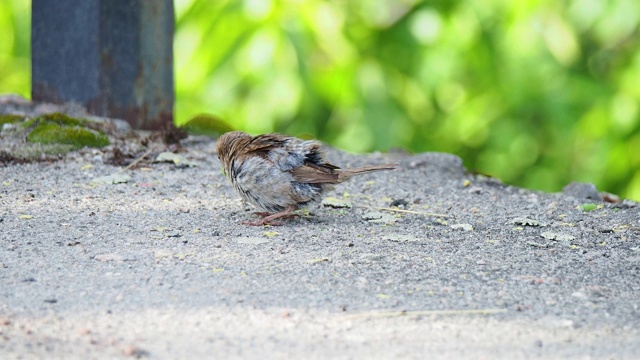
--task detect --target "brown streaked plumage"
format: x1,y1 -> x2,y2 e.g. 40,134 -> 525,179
215,131 -> 396,226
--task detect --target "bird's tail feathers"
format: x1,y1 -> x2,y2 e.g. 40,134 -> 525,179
338,164 -> 396,181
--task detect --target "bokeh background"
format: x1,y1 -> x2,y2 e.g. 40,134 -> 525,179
1,0 -> 639,200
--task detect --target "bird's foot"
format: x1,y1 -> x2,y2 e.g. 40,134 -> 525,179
253,212 -> 272,217
253,211 -> 300,220
243,206 -> 297,226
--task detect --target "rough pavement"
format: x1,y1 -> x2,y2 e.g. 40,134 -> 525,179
1,136 -> 639,359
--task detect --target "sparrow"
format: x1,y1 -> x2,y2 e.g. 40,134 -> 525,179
216,131 -> 396,225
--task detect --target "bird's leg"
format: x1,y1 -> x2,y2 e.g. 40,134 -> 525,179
252,212 -> 272,217
252,210 -> 299,220
243,205 -> 297,226
253,210 -> 300,221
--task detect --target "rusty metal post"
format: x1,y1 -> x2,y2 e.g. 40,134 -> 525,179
32,0 -> 174,130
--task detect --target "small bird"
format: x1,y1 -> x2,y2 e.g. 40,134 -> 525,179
216,131 -> 396,225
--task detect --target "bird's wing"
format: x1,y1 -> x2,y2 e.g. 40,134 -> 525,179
290,162 -> 340,184
244,133 -> 286,153
242,133 -> 301,171
246,133 -> 341,179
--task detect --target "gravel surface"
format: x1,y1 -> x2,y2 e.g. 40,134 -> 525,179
1,133 -> 640,359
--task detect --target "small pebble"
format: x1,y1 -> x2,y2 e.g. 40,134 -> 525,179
534,339 -> 543,347
450,223 -> 473,231
389,199 -> 408,207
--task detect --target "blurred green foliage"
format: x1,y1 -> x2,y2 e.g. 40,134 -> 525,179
0,0 -> 30,97
2,0 -> 639,200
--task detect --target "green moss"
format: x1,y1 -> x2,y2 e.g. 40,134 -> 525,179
39,112 -> 89,127
26,123 -> 109,150
0,114 -> 25,126
180,113 -> 234,138
22,112 -> 90,129
21,112 -> 110,152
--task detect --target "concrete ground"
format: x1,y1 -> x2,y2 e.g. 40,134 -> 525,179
1,132 -> 639,359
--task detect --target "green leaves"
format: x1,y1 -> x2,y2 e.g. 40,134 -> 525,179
170,0 -> 639,200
